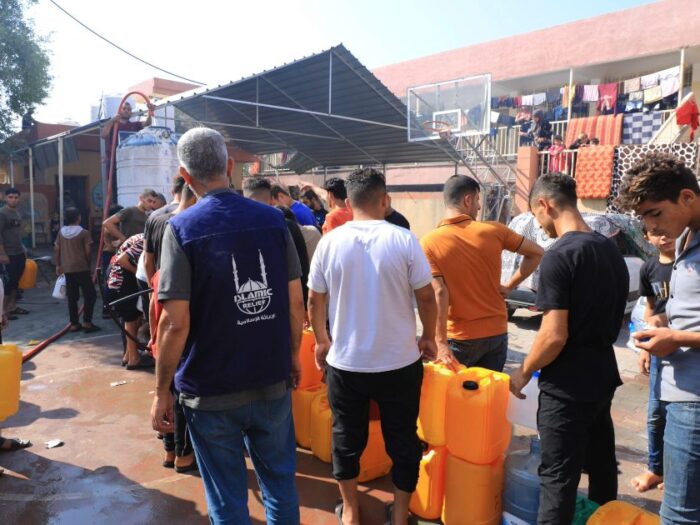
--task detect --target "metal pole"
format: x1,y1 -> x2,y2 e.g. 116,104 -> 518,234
328,52 -> 333,114
567,68 -> 574,122
678,47 -> 686,109
58,137 -> 64,228
100,137 -> 108,212
28,148 -> 35,248
9,158 -> 14,186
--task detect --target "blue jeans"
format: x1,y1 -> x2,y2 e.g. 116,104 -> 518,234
449,333 -> 508,372
183,391 -> 300,525
661,402 -> 700,524
648,356 -> 667,476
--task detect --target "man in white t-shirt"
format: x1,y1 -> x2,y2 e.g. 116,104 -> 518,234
308,168 -> 438,525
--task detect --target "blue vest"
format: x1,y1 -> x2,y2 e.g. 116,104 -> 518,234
168,189 -> 292,397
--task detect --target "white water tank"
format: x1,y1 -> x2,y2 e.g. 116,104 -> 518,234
116,126 -> 181,207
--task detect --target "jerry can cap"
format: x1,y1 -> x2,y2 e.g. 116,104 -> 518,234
462,380 -> 479,390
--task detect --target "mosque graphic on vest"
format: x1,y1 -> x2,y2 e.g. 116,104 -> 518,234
232,250 -> 274,315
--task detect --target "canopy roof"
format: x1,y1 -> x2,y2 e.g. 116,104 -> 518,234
162,44 -> 457,173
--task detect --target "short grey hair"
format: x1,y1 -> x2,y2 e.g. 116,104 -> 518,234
177,127 -> 228,181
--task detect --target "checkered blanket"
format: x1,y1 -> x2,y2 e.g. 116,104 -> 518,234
622,112 -> 664,144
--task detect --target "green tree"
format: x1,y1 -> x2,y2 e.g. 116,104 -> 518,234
0,0 -> 51,147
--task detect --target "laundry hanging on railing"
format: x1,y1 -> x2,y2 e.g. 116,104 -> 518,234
623,77 -> 641,94
640,72 -> 660,90
532,92 -> 547,106
677,97 -> 699,140
597,83 -> 618,113
575,145 -> 616,199
622,111 -> 665,144
582,85 -> 599,102
489,65 -> 681,128
643,85 -> 663,105
546,88 -> 561,104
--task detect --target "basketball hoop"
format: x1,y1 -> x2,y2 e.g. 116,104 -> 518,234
422,120 -> 453,140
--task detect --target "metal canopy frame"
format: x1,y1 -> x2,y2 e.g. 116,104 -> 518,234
158,44 -> 454,173
4,44 -> 462,245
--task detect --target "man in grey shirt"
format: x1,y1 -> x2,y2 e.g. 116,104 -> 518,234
617,153 -> 700,525
0,188 -> 27,317
151,128 -> 304,525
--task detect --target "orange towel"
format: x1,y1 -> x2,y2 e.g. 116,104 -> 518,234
565,118 -> 584,148
594,114 -> 623,146
565,116 -> 599,148
575,145 -> 615,199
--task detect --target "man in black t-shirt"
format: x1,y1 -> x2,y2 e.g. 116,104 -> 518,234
384,194 -> 410,230
144,176 -> 188,283
630,230 -> 675,494
639,233 -> 674,319
510,173 -> 629,525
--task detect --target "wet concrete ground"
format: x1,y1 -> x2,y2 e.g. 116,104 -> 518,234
0,271 -> 662,524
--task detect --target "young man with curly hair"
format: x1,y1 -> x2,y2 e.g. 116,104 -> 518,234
616,152 -> 700,525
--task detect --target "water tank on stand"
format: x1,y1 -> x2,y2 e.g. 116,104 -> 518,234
115,126 -> 181,207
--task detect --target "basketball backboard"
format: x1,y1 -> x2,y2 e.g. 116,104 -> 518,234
407,74 -> 491,142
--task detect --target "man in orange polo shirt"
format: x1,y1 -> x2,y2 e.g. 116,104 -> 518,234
322,178 -> 353,234
421,175 -> 544,372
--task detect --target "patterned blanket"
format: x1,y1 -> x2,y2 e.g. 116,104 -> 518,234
622,112 -> 664,144
575,145 -> 616,199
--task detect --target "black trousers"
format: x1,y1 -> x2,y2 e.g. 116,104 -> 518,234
100,251 -> 114,314
5,253 -> 26,293
137,278 -> 149,322
162,388 -> 193,457
65,271 -> 96,324
326,359 -> 423,492
537,390 -> 618,525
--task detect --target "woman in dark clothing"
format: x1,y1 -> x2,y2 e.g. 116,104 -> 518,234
526,110 -> 553,151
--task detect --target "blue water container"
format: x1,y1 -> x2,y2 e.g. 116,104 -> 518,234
503,437 -> 541,524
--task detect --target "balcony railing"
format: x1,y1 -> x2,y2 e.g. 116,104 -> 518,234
257,111 -> 676,174
537,149 -> 579,178
491,120 -> 569,160
493,109 -> 675,159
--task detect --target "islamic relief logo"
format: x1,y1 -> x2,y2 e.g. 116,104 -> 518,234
232,250 -> 273,315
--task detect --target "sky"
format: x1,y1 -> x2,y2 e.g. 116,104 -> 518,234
27,0 -> 656,125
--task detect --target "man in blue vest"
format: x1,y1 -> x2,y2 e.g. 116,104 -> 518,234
151,127 -> 305,525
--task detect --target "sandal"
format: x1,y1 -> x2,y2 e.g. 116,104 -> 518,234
13,307 -> 29,315
69,324 -> 82,332
126,354 -> 155,370
82,324 -> 101,333
384,503 -> 417,525
162,452 -> 175,468
0,437 -> 32,452
174,460 -> 199,474
335,501 -> 344,525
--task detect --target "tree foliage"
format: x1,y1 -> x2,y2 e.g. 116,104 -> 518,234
0,0 -> 51,146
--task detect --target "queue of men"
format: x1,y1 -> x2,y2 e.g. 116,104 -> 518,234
144,127 -> 700,525
2,121 -> 690,524
144,129 -> 700,524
